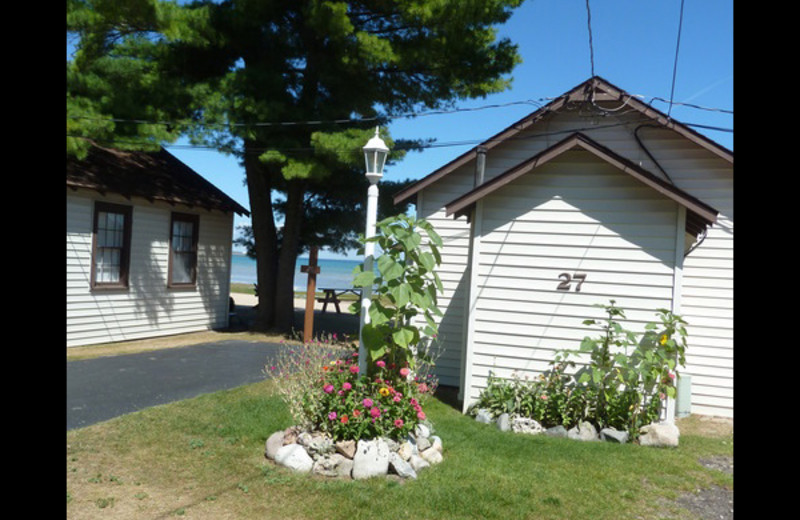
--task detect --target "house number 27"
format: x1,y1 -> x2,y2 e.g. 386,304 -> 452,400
557,273 -> 587,292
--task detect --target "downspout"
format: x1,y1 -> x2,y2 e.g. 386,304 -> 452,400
474,146 -> 487,186
459,146 -> 487,409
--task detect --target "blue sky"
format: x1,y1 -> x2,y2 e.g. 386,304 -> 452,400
167,0 -> 733,258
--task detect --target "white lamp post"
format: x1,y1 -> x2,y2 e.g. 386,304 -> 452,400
358,127 -> 389,374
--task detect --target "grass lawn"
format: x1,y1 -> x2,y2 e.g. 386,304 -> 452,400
66,378 -> 732,519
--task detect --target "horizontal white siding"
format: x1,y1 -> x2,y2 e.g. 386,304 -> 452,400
67,189 -> 234,347
670,155 -> 733,418
415,100 -> 733,418
467,151 -> 679,405
413,169 -> 474,387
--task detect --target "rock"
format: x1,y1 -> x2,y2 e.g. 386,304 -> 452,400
282,426 -> 302,445
414,423 -> 431,439
297,431 -> 313,446
475,409 -> 493,424
384,438 -> 400,452
600,427 -> 629,444
420,447 -> 443,465
567,421 -> 599,442
496,413 -> 511,431
511,416 -> 544,435
389,452 -> 417,479
306,434 -> 334,459
265,430 -> 285,460
312,453 -> 350,477
545,425 -> 568,438
336,458 -> 354,478
397,441 -> 415,461
416,436 -> 432,452
639,422 -> 680,447
430,435 -> 443,453
408,454 -> 430,472
274,444 -> 314,473
335,439 -> 357,459
352,438 -> 391,480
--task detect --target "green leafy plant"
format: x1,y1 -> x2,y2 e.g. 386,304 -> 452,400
269,339 -> 438,441
563,301 -> 689,435
470,301 -> 689,439
351,214 -> 444,372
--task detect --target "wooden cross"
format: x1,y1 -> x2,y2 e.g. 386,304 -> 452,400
300,246 -> 320,344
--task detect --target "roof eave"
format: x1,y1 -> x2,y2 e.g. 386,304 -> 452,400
394,76 -> 732,206
444,132 -> 718,229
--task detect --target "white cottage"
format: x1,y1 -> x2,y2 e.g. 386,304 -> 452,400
394,77 -> 733,418
67,144 -> 249,347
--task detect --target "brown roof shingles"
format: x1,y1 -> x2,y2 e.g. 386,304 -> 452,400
66,144 -> 249,216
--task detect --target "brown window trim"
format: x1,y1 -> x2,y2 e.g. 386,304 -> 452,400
90,201 -> 133,291
168,212 -> 199,288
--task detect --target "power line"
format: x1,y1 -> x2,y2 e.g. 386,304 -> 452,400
667,0 -> 686,118
585,0 -> 595,80
70,112 -> 731,158
67,93 -> 730,131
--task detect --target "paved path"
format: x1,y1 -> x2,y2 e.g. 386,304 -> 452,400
66,340 -> 284,431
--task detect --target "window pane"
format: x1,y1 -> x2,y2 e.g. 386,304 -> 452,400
94,207 -> 128,286
171,252 -> 193,283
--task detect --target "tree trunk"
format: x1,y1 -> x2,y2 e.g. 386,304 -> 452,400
274,179 -> 305,332
243,139 -> 279,330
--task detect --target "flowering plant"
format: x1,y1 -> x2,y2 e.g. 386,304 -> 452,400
271,345 -> 438,442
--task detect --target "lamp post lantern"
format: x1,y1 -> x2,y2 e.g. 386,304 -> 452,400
358,127 -> 389,374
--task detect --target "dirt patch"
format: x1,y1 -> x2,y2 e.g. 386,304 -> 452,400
671,416 -> 733,520
675,483 -> 733,520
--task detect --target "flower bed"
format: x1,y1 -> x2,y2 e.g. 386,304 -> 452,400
266,341 -> 442,479
265,215 -> 447,479
265,422 -> 443,480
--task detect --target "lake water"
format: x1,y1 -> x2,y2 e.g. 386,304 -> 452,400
231,253 -> 362,291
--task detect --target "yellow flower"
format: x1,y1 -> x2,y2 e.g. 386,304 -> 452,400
659,334 -> 668,345
379,387 -> 390,397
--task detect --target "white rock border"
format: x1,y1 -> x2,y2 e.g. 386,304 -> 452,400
265,423 -> 443,479
477,410 -> 679,447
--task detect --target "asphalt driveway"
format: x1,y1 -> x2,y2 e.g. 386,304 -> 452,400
66,340 -> 284,431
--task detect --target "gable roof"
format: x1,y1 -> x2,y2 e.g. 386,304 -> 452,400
394,76 -> 733,206
444,132 -> 718,238
67,144 -> 249,216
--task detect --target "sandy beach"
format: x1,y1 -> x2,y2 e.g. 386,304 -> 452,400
229,291 -> 360,339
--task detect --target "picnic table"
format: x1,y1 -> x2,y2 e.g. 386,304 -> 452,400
317,288 -> 361,314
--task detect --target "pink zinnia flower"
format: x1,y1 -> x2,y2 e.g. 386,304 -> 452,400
363,398 -> 373,408
399,367 -> 410,377
323,384 -> 334,394
394,419 -> 404,428
370,407 -> 381,418
328,411 -> 337,420
376,360 -> 386,368
418,383 -> 428,393
342,382 -> 352,391
349,365 -> 359,374
417,411 -> 426,420
393,394 -> 402,402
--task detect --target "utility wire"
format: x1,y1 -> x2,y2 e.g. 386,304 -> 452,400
585,0 -> 595,80
667,0 -> 686,118
67,94 -> 730,130
69,113 -> 731,157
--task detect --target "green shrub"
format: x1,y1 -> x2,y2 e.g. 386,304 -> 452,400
470,301 -> 688,439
